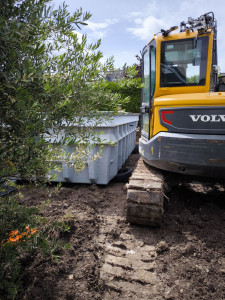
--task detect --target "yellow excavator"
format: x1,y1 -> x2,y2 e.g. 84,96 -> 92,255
126,12 -> 225,226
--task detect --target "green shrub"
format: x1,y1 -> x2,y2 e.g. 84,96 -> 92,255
0,192 -> 67,299
100,78 -> 141,113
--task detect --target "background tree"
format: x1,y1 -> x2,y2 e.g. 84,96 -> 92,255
102,63 -> 142,114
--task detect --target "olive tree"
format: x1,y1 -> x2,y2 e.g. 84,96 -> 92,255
0,0 -> 125,181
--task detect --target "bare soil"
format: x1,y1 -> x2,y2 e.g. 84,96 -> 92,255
17,153 -> 225,300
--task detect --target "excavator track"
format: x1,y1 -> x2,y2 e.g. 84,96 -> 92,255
126,157 -> 164,227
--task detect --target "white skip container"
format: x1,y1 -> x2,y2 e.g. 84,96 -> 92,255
49,113 -> 139,185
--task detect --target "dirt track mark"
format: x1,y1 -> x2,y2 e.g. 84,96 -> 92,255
97,215 -> 163,300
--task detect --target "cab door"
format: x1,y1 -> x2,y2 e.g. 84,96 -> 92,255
141,42 -> 156,139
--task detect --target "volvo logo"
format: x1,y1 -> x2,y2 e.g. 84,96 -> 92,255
189,115 -> 225,122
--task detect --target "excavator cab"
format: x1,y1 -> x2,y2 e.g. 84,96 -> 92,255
139,12 -> 225,178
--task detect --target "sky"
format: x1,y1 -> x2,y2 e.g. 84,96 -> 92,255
51,0 -> 225,71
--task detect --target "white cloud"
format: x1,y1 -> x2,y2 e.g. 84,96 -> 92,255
127,11 -> 143,18
127,15 -> 167,41
85,19 -> 118,42
105,18 -> 118,25
86,21 -> 108,31
84,21 -> 108,41
134,18 -> 142,25
126,1 -> 173,41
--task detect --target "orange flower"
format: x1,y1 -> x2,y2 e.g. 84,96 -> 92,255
9,230 -> 19,237
9,236 -> 19,244
1,227 -> 39,246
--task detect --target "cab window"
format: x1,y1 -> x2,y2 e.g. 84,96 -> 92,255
160,36 -> 208,87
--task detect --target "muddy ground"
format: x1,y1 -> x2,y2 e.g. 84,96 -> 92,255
17,152 -> 225,300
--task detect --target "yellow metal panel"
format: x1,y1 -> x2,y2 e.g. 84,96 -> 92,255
152,92 -> 225,136
154,92 -> 225,106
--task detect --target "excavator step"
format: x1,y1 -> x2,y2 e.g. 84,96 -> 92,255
126,158 -> 164,227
